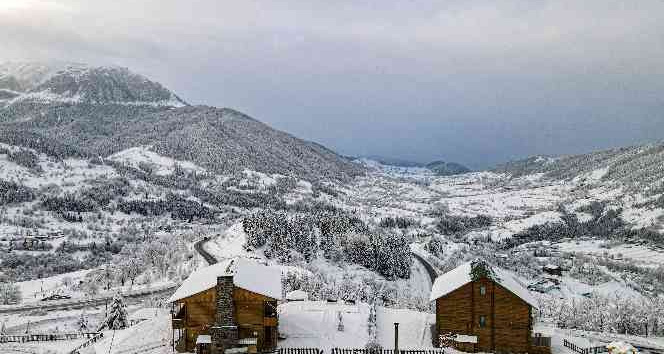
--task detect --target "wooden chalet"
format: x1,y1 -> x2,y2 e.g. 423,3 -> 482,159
430,260 -> 551,354
169,259 -> 282,354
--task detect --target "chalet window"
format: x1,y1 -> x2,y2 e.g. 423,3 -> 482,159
264,301 -> 277,318
479,315 -> 487,328
479,285 -> 486,296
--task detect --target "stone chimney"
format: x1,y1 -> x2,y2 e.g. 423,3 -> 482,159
210,275 -> 238,354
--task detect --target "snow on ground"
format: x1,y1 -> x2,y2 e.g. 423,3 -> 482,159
442,184 -> 566,219
0,143 -> 118,191
592,281 -> 644,300
0,306 -> 170,354
622,206 -> 664,230
403,255 -> 433,300
557,240 -> 664,267
490,211 -> 563,240
0,339 -> 88,354
204,221 -> 260,262
93,309 -> 172,354
108,146 -> 206,176
242,169 -> 278,187
279,301 -> 435,350
16,269 -> 92,303
375,306 -> 435,349
535,323 -> 664,354
278,301 -> 370,350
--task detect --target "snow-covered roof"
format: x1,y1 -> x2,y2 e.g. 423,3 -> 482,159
429,261 -> 538,308
455,334 -> 478,344
607,342 -> 638,354
233,259 -> 283,300
286,290 -> 308,301
196,335 -> 212,345
168,258 -> 282,302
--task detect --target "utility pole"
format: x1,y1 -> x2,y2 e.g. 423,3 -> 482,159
394,322 -> 399,354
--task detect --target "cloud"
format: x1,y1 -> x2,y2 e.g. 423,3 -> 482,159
1,0 -> 663,168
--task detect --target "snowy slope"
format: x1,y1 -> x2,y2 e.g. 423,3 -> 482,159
1,62 -> 186,107
108,146 -> 206,176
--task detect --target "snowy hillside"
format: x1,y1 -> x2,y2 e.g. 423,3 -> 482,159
0,62 -> 364,180
494,143 -> 664,193
0,62 -> 186,107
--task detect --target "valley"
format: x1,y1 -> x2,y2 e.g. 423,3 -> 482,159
0,63 -> 663,354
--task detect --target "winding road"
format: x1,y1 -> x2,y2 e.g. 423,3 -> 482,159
194,237 -> 218,265
411,251 -> 439,285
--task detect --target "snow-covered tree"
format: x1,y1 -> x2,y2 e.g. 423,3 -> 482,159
0,282 -> 21,305
100,294 -> 129,330
77,310 -> 89,332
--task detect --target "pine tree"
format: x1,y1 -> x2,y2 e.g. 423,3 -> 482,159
77,310 -> 89,332
100,294 -> 129,330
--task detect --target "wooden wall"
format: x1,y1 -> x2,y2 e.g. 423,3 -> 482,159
176,287 -> 217,352
493,282 -> 531,353
435,278 -> 533,354
174,285 -> 278,353
234,287 -> 278,351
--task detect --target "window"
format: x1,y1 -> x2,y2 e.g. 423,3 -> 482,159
479,316 -> 487,328
264,301 -> 277,318
480,285 -> 486,296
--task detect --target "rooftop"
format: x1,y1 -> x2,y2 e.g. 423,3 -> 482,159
168,258 -> 282,302
429,260 -> 538,308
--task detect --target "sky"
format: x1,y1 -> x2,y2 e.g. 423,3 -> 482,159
1,0 -> 663,169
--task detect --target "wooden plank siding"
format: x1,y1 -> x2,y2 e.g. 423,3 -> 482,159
177,287 -> 217,352
435,277 -> 535,354
234,287 -> 278,351
173,285 -> 278,353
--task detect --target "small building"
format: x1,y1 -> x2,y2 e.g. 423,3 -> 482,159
430,260 -> 550,354
527,279 -> 559,294
542,264 -> 562,276
41,293 -> 72,302
169,259 -> 282,354
285,290 -> 308,302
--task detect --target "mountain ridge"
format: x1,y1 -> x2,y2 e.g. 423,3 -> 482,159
0,62 -> 363,180
493,142 -> 664,193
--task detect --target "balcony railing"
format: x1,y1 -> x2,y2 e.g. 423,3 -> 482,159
532,336 -> 552,347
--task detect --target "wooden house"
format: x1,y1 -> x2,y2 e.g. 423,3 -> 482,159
430,260 -> 550,354
169,259 -> 282,354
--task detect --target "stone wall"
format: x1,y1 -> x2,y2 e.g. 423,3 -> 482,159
211,276 -> 238,354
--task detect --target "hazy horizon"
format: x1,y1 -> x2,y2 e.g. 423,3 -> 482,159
2,0 -> 663,169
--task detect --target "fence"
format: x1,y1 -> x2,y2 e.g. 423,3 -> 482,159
69,332 -> 105,354
279,348 -> 323,354
332,348 -> 447,354
0,332 -> 101,344
564,339 -> 608,354
278,348 -> 446,354
532,336 -> 552,347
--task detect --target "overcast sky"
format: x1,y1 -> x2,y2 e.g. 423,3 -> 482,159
2,0 -> 663,169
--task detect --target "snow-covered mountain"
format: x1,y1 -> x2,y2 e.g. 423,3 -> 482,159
494,143 -> 664,193
0,62 -> 186,107
0,62 -> 363,179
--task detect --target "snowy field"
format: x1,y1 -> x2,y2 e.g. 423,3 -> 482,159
557,240 -> 664,268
